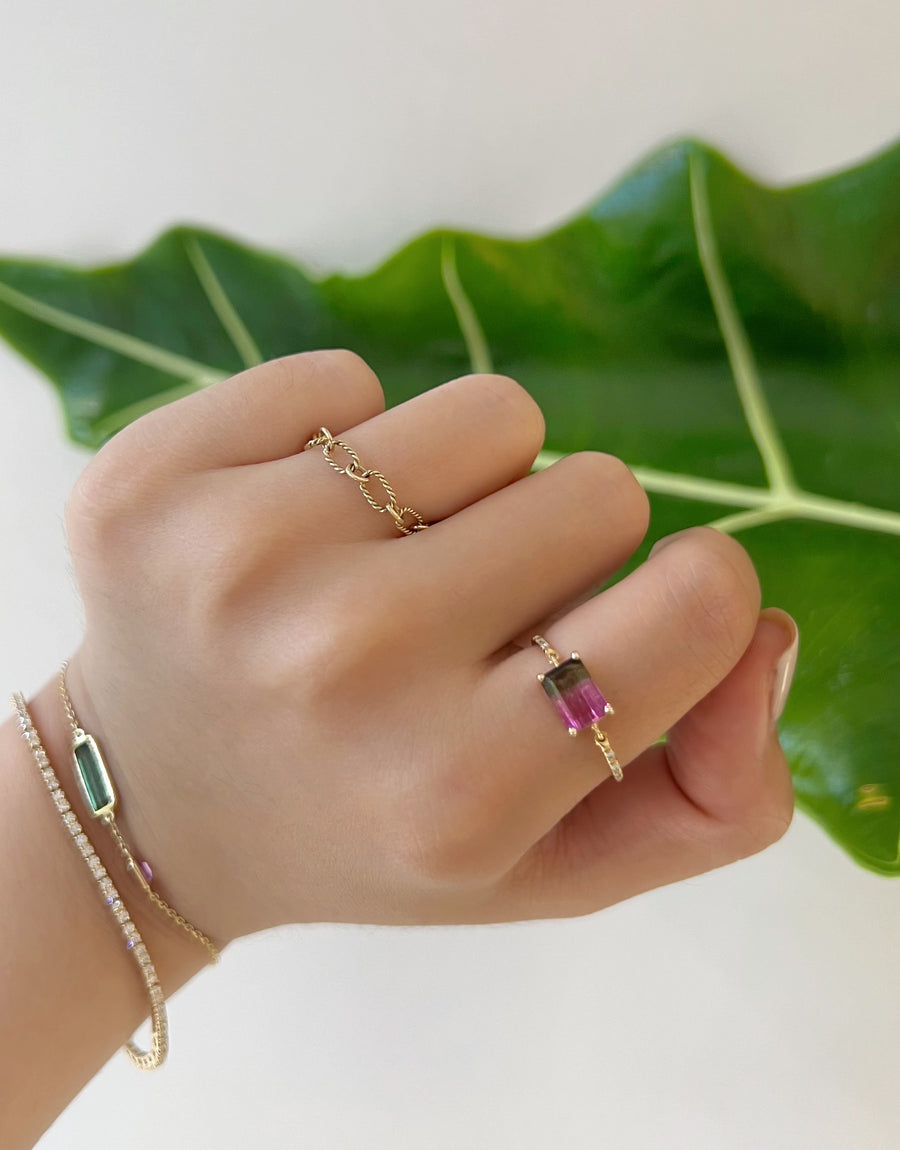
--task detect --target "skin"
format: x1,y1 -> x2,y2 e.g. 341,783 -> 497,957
0,350 -> 796,1148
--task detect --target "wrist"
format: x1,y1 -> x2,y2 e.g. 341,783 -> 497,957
0,674 -> 209,1147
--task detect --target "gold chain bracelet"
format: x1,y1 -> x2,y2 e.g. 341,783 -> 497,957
12,692 -> 168,1070
58,664 -> 220,965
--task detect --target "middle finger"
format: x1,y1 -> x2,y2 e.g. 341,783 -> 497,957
403,450 -> 651,660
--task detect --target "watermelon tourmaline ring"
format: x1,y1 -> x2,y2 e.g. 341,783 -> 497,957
531,635 -> 623,781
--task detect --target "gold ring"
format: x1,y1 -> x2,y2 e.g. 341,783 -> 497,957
303,426 -> 430,536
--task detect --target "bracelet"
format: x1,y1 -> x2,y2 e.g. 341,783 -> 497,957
12,692 -> 168,1070
58,663 -> 220,965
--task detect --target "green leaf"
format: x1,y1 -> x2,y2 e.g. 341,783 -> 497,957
1,136 -> 898,874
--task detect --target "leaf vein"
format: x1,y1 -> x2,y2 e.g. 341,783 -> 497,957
533,451 -> 900,536
183,236 -> 264,369
440,235 -> 494,374
0,277 -> 228,385
689,149 -> 797,496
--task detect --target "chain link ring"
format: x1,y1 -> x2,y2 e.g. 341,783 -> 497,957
303,426 -> 431,537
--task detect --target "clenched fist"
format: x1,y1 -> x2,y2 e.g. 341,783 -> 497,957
61,350 -> 796,946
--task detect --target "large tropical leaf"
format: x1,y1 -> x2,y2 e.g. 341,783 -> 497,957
1,137 -> 898,874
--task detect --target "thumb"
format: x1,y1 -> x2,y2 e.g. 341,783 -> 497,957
664,606 -> 799,837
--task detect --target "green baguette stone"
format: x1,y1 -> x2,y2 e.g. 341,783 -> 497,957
73,735 -> 116,815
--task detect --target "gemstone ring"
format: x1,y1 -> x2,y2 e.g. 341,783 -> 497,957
532,635 -> 623,781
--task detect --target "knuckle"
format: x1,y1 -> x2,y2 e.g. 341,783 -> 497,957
289,346 -> 367,372
64,436 -> 149,557
664,533 -> 760,679
463,372 -> 546,445
399,824 -> 471,888
419,800 -> 487,886
410,784 -> 520,891
729,789 -> 795,858
312,347 -> 384,396
399,814 -> 496,890
310,346 -> 372,376
264,578 -> 397,708
389,734 -> 506,890
563,449 -> 643,497
65,460 -> 114,541
272,348 -> 386,413
319,347 -> 373,372
561,450 -> 651,538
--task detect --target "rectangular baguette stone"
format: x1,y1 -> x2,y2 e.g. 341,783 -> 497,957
73,735 -> 116,816
540,656 -> 609,730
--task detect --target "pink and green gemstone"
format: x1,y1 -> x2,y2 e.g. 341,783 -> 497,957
539,655 -> 611,730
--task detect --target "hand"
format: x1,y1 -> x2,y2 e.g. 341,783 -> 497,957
62,350 -> 795,945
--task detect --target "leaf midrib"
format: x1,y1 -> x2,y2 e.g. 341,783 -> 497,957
441,154 -> 900,539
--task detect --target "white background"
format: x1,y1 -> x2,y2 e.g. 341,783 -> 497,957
1,2 -> 899,1147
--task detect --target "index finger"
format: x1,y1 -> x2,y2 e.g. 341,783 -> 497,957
106,350 -> 385,473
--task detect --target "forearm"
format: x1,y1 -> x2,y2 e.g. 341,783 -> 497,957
0,669 -> 208,1150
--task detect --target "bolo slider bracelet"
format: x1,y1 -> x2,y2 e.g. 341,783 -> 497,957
12,691 -> 169,1070
58,662 -> 220,965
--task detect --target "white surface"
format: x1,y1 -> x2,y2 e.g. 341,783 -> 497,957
1,1 -> 898,1147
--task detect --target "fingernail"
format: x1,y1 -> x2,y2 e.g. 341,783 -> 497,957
760,607 -> 799,721
648,528 -> 693,559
